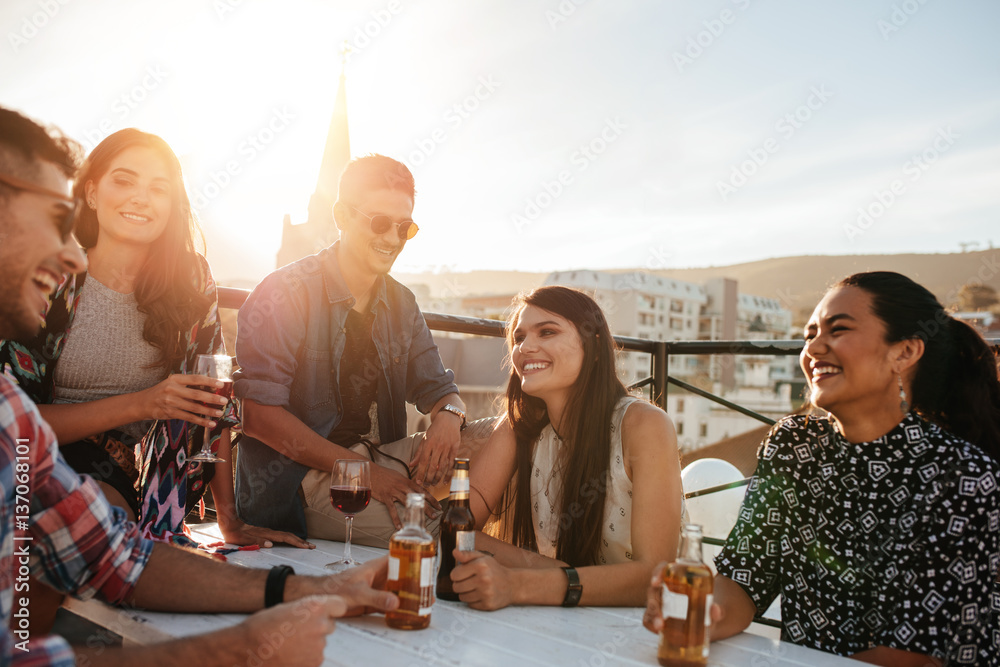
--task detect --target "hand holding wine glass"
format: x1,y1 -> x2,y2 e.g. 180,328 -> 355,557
326,459 -> 371,571
188,354 -> 233,463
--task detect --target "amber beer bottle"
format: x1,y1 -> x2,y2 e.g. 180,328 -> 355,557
386,493 -> 436,630
658,524 -> 714,667
437,458 -> 475,600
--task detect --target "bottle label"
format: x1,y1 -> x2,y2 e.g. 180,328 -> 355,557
419,556 -> 435,616
662,589 -> 688,620
450,475 -> 470,497
456,530 -> 475,551
420,556 -> 435,587
388,555 -> 400,581
704,593 -> 714,627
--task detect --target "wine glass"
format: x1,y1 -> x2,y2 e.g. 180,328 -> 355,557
325,459 -> 371,570
188,354 -> 232,463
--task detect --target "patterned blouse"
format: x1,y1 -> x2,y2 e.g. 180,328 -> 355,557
531,396 -> 640,565
715,412 -> 1000,665
0,255 -> 238,547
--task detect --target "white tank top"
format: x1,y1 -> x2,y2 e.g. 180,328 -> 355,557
530,396 -> 640,565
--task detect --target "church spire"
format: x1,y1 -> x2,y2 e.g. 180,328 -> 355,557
313,42 -> 352,207
276,45 -> 352,268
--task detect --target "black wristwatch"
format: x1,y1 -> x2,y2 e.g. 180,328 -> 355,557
561,566 -> 582,607
439,403 -> 467,431
265,565 -> 295,608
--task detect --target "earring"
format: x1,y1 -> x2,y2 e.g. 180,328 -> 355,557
898,375 -> 910,413
88,199 -> 96,209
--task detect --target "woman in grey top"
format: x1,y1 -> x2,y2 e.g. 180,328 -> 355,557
1,129 -> 306,550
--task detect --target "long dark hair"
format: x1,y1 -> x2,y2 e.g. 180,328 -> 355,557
73,129 -> 209,371
838,271 -> 1000,462
498,286 -> 627,567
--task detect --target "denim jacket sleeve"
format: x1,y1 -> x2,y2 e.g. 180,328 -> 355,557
404,303 -> 459,414
233,270 -> 306,408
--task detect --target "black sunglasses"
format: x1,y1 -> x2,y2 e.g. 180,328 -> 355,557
0,172 -> 81,240
349,205 -> 419,241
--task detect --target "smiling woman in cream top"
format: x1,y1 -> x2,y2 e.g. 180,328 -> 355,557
446,286 -> 684,610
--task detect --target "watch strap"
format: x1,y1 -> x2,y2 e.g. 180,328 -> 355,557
265,565 -> 295,608
561,566 -> 582,607
440,403 -> 467,430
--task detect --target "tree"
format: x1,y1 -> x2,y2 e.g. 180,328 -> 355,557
956,284 -> 999,311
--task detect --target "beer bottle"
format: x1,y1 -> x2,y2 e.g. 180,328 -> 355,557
386,493 -> 436,630
658,524 -> 714,667
437,457 -> 475,600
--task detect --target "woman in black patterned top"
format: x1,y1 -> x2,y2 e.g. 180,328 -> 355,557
644,272 -> 1000,666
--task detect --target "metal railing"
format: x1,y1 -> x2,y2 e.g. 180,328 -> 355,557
220,286 -> 804,422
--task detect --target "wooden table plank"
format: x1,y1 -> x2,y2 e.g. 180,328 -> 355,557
64,527 -> 857,666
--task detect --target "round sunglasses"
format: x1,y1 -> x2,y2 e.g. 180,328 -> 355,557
349,205 -> 419,241
0,172 -> 81,241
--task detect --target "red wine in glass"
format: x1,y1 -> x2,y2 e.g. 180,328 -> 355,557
207,380 -> 234,401
325,459 -> 371,570
197,380 -> 234,407
189,354 -> 232,463
330,486 -> 371,515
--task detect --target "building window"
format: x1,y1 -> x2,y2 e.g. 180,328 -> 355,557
676,421 -> 684,435
676,398 -> 685,412
699,423 -> 707,437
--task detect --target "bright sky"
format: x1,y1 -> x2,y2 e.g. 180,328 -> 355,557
2,0 -> 998,285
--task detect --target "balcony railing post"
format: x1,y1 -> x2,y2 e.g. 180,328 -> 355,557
651,341 -> 669,411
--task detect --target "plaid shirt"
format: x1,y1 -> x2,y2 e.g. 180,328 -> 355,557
1,375 -> 153,666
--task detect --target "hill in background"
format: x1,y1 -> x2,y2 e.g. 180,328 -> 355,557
396,249 -> 1000,325
656,248 -> 1000,322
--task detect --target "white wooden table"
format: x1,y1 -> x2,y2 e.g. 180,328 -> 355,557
63,524 -> 855,666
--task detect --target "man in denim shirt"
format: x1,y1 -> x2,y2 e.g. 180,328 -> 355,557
1,106 -> 398,667
235,155 -> 466,543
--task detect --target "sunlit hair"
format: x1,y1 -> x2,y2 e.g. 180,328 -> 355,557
336,153 -> 415,205
497,285 -> 627,567
74,129 -> 208,371
836,271 -> 1000,462
0,106 -> 80,202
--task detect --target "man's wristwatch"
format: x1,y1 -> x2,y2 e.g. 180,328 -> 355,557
439,403 -> 467,431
